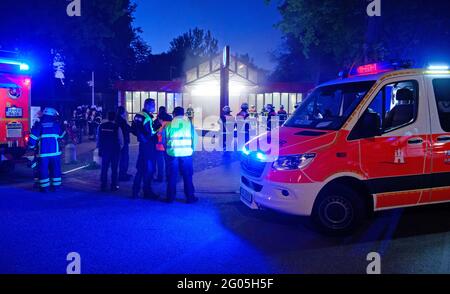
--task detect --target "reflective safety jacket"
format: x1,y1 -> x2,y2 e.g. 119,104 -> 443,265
28,116 -> 66,158
163,116 -> 198,157
132,110 -> 156,144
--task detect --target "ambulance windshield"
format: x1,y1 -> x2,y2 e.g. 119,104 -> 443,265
285,81 -> 376,130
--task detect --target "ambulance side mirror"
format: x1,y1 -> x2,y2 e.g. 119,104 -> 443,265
348,110 -> 382,140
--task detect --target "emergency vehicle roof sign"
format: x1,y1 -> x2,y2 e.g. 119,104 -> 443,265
0,75 -> 19,89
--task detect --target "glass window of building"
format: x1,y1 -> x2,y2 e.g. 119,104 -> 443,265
133,92 -> 141,115
257,94 -> 264,111
212,55 -> 221,71
166,93 -> 174,114
248,68 -> 257,84
174,93 -> 183,107
199,61 -> 210,78
281,93 -> 289,111
290,94 -> 297,114
273,93 -> 281,110
265,93 -> 273,106
186,68 -> 197,83
157,92 -> 166,111
248,94 -> 256,108
149,91 -> 157,100
237,62 -> 247,78
126,91 -> 133,121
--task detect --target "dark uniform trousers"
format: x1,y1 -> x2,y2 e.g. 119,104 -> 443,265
101,151 -> 120,189
119,143 -> 130,177
166,155 -> 195,201
132,143 -> 155,196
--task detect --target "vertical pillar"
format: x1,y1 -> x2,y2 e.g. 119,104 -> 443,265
220,46 -> 230,114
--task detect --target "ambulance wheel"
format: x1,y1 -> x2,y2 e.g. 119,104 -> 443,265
312,184 -> 366,235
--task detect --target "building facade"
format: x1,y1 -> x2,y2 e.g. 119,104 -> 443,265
115,53 -> 314,130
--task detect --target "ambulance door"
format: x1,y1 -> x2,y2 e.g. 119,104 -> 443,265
428,77 -> 450,203
351,77 -> 432,209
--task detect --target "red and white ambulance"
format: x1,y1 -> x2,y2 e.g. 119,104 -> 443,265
0,54 -> 31,171
241,62 -> 450,234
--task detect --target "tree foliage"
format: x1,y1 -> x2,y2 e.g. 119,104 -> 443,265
0,0 -> 148,95
269,0 -> 450,82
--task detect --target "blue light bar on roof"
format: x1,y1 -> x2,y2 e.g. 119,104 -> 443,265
425,64 -> 450,75
0,58 -> 30,72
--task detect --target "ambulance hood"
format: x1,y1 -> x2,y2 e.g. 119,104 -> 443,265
258,127 -> 338,157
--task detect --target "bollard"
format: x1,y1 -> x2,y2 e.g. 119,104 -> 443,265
65,143 -> 77,164
93,148 -> 101,166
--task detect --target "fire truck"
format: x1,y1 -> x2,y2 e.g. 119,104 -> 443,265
241,62 -> 450,234
0,54 -> 31,171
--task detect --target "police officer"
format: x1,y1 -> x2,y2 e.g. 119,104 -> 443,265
220,106 -> 235,152
28,107 -> 66,192
116,106 -> 132,181
236,102 -> 250,148
154,106 -> 173,182
163,107 -> 198,204
97,111 -> 124,192
277,105 -> 288,126
132,98 -> 158,199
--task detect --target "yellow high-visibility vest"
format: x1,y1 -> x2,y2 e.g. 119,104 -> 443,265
165,117 -> 196,157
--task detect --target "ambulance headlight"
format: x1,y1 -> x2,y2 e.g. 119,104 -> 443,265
273,153 -> 316,171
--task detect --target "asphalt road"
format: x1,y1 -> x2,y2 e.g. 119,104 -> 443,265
0,144 -> 449,274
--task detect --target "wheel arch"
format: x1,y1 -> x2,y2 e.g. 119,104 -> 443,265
318,176 -> 374,214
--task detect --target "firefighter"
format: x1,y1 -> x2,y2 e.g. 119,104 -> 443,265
220,106 -> 235,152
266,104 -> 278,131
186,104 -> 195,121
116,106 -> 132,181
28,107 -> 66,192
154,106 -> 173,182
278,105 -> 288,126
97,111 -> 124,192
236,102 -> 250,148
131,98 -> 158,199
163,107 -> 198,204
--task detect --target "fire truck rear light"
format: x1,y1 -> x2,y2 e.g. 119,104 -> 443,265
23,78 -> 31,86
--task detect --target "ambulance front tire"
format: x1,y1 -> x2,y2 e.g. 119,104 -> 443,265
311,184 -> 366,235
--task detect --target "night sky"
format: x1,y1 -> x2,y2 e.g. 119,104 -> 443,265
133,0 -> 282,70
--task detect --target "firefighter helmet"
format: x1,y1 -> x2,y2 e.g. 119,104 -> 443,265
43,107 -> 59,117
222,106 -> 232,114
241,103 -> 249,111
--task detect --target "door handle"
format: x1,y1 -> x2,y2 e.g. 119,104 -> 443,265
408,137 -> 423,145
437,136 -> 450,143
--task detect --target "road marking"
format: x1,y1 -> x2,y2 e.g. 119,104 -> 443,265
63,164 -> 90,175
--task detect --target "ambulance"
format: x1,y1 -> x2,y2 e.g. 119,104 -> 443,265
0,54 -> 32,171
240,62 -> 450,234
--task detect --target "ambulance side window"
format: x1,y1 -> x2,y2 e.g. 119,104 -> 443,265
350,80 -> 419,139
432,78 -> 450,132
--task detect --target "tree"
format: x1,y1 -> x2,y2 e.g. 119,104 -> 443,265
268,0 -> 450,82
0,0 -> 146,110
168,28 -> 219,76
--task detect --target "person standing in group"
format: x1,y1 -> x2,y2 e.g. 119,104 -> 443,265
28,108 -> 66,193
163,107 -> 198,204
220,105 -> 235,153
266,104 -> 278,132
277,105 -> 288,126
97,111 -> 124,192
116,106 -> 133,181
154,106 -> 173,182
235,102 -> 250,149
131,98 -> 158,200
186,104 -> 195,122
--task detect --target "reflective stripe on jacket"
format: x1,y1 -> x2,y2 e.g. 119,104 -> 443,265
28,117 -> 65,158
164,117 -> 197,157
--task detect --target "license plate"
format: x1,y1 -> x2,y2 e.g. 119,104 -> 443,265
6,107 -> 23,118
240,187 -> 253,203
